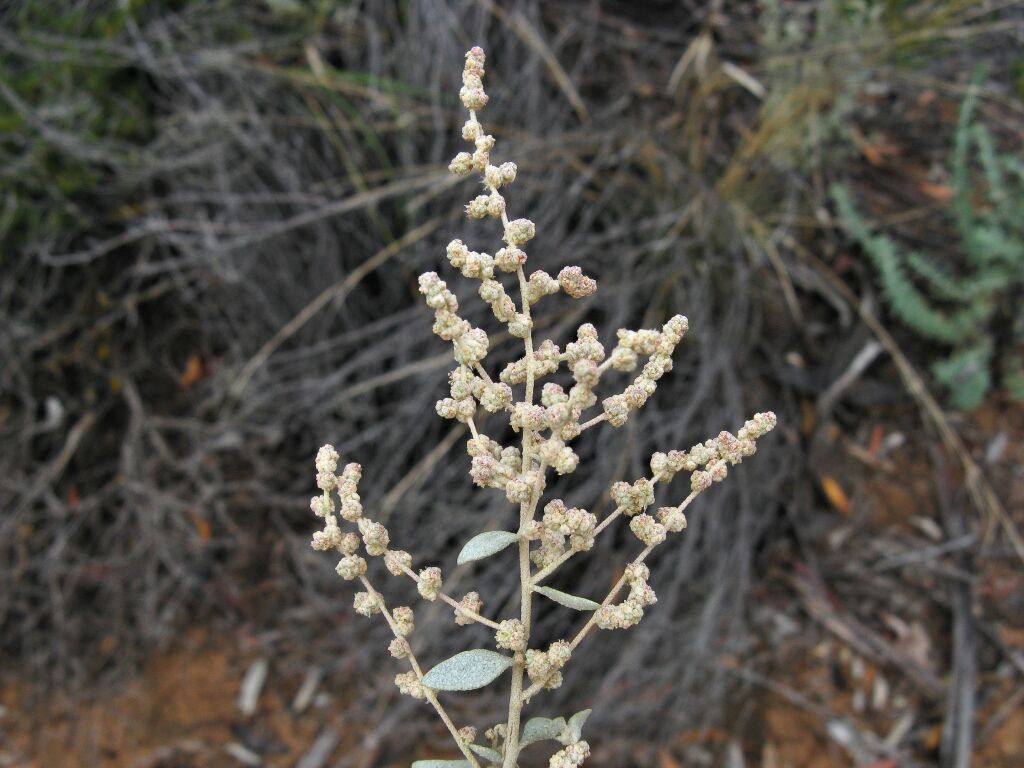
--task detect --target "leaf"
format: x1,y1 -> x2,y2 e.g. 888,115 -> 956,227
918,181 -> 954,202
566,709 -> 592,742
178,354 -> 207,388
818,474 -> 850,516
457,530 -> 520,565
534,586 -> 601,611
520,716 -> 567,749
411,762 -> 472,768
421,649 -> 513,692
468,744 -> 502,763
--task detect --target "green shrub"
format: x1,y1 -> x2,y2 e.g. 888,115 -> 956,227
832,76 -> 1024,409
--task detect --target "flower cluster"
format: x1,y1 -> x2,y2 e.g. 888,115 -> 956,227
601,315 -> 689,427
303,45 -> 778,768
526,500 -> 597,569
595,564 -> 657,631
550,741 -> 591,768
525,639 -> 572,690
455,591 -> 484,626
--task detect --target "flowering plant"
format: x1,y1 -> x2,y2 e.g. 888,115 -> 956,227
308,46 -> 776,768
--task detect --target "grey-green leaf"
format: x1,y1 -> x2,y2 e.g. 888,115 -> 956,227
520,716 -> 567,749
567,708 -> 592,741
534,586 -> 601,611
468,744 -> 502,763
411,762 -> 472,767
457,530 -> 520,565
421,649 -> 513,691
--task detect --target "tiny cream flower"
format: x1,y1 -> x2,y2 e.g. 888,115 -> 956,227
336,554 -> 367,581
417,567 -> 443,601
358,519 -> 389,556
691,469 -> 713,493
495,246 -> 527,272
395,670 -> 425,699
462,120 -> 481,141
657,506 -> 688,533
339,532 -> 361,555
557,266 -> 597,299
550,740 -> 591,768
392,606 -> 415,637
389,637 -> 410,659
610,478 -> 655,516
466,195 -> 491,219
629,513 -> 667,547
503,218 -> 535,246
455,591 -> 483,626
495,618 -> 527,652
449,152 -> 474,175
310,494 -> 334,517
353,591 -> 380,617
384,549 -> 412,576
315,445 -> 339,475
311,524 -> 342,551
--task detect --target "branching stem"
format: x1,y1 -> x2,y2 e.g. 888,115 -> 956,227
358,575 -> 482,767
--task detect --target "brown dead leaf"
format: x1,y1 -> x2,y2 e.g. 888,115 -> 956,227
868,424 -> 885,458
658,749 -> 682,768
179,354 -> 207,389
997,625 -> 1024,649
801,399 -> 817,436
918,181 -> 954,202
820,474 -> 851,516
189,512 -> 212,543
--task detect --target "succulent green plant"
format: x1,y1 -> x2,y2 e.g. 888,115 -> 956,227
832,75 -> 1024,410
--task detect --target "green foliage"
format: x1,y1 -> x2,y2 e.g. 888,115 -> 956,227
832,76 -> 1024,410
0,1 -> 150,255
758,0 -> 885,174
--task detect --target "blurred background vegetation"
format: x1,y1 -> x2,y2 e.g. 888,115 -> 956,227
1,1 -> 1022,766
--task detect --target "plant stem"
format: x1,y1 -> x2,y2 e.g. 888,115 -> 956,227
359,575 -> 482,768
502,264 -> 539,768
394,562 -> 501,630
523,491 -> 700,701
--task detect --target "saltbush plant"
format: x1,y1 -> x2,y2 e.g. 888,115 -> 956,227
307,47 -> 776,768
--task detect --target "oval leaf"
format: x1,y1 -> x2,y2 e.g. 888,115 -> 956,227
534,586 -> 601,611
457,530 -> 520,565
412,762 -> 472,768
422,649 -> 513,691
520,716 -> 567,749
567,708 -> 592,742
468,744 -> 502,763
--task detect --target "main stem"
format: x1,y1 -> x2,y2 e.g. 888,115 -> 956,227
501,265 -> 538,768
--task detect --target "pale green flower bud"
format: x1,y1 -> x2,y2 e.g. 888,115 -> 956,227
455,591 -> 483,626
503,218 -> 535,246
657,506 -> 688,533
448,151 -> 474,175
384,549 -> 412,576
495,618 -> 527,652
336,554 -> 367,580
353,591 -> 380,616
392,606 -> 415,637
629,513 -> 667,546
395,670 -> 425,699
417,567 -> 443,601
557,266 -> 597,298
